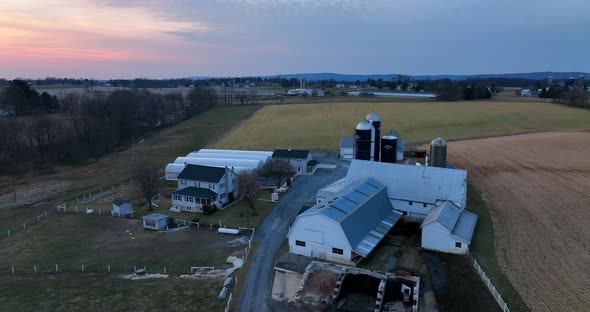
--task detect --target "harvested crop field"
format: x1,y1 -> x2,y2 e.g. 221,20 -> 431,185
214,100 -> 590,150
449,132 -> 590,312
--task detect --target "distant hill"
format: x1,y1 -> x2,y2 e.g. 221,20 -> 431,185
186,72 -> 589,82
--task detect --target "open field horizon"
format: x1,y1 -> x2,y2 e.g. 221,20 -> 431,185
215,100 -> 590,150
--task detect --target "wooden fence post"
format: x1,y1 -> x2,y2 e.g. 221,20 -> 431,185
82,265 -> 85,272
99,208 -> 102,215
34,265 -> 37,273
7,230 -> 10,237
108,265 -> 111,273
164,266 -> 167,274
11,266 -> 14,274
55,264 -> 59,272
22,223 -> 26,230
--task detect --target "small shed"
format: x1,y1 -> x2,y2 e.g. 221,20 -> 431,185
142,213 -> 169,231
112,199 -> 134,217
339,136 -> 355,160
421,201 -> 478,254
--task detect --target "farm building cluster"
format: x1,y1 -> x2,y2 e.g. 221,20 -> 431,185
288,112 -> 478,265
156,111 -> 477,262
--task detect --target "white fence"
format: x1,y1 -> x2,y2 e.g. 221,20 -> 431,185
472,258 -> 510,312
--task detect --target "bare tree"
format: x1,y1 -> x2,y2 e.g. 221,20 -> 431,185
134,163 -> 161,210
237,170 -> 261,213
258,159 -> 295,189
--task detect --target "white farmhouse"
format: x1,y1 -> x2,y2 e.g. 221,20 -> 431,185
421,201 -> 478,254
272,149 -> 314,174
171,164 -> 237,213
288,178 -> 403,266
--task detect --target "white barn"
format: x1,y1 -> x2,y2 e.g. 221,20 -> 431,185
288,178 -> 403,265
421,201 -> 478,254
341,160 -> 467,220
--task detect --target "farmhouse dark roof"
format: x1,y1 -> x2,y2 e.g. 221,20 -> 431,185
173,187 -> 216,198
113,199 -> 128,206
272,149 -> 310,159
177,164 -> 225,182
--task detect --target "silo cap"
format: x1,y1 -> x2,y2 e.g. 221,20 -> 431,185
356,121 -> 374,130
365,112 -> 381,122
431,138 -> 448,146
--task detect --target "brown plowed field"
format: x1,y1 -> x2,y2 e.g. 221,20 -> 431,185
449,132 -> 590,312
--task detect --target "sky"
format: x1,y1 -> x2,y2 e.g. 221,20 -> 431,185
1,0 -> 589,79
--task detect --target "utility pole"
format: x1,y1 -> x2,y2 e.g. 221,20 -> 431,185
132,136 -> 136,162
12,176 -> 16,203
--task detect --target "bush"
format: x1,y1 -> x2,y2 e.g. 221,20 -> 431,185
203,204 -> 217,215
191,217 -> 200,223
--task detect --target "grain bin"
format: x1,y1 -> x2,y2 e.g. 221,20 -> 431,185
381,135 -> 398,163
366,112 -> 381,161
355,121 -> 374,160
429,138 -> 447,168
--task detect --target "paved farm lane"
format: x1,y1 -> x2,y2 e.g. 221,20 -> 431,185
238,161 -> 348,312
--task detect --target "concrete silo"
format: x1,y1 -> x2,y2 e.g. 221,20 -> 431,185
428,138 -> 448,168
355,121 -> 375,160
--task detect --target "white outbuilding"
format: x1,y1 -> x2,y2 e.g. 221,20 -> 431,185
288,178 -> 403,266
421,201 -> 478,254
339,136 -> 355,160
165,149 -> 272,180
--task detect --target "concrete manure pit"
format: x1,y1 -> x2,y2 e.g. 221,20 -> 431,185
330,273 -> 380,311
381,278 -> 417,312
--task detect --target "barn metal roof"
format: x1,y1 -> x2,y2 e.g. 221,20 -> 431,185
141,213 -> 169,221
301,178 -> 402,257
340,136 -> 355,148
345,160 -> 467,208
421,201 -> 478,243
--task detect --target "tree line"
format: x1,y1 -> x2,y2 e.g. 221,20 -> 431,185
0,81 -> 219,173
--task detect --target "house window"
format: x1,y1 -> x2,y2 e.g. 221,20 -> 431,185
220,193 -> 226,199
455,242 -> 462,248
145,220 -> 156,227
186,196 -> 193,203
403,211 -> 408,215
295,240 -> 305,247
332,248 -> 344,255
409,201 -> 413,206
186,206 -> 192,211
423,203 -> 427,208
209,183 -> 215,189
220,183 -> 225,188
173,194 -> 180,201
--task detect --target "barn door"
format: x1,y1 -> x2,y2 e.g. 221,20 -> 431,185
312,246 -> 327,260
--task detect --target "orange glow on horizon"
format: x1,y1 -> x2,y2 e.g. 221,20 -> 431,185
0,0 -> 211,65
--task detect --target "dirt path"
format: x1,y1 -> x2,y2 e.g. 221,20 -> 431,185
449,132 -> 590,312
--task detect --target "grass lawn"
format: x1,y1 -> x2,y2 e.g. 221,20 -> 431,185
0,274 -> 225,312
214,100 -> 590,150
146,189 -> 281,230
0,213 -> 248,274
467,184 -> 530,312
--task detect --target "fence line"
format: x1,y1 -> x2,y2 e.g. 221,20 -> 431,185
75,179 -> 133,204
471,257 -> 510,312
